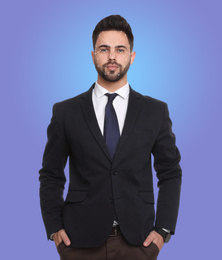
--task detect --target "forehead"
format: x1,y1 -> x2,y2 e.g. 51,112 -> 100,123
96,30 -> 130,47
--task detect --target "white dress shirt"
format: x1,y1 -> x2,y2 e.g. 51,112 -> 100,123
92,81 -> 130,135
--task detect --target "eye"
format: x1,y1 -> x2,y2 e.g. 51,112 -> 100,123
117,49 -> 125,53
100,48 -> 108,53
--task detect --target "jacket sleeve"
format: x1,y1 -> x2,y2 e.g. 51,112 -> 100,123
152,103 -> 182,234
39,103 -> 69,239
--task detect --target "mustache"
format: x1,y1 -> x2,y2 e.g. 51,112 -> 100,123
103,62 -> 122,68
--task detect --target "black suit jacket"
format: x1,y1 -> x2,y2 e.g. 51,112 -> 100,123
39,84 -> 182,248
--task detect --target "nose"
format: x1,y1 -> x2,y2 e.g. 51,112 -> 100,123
108,48 -> 116,60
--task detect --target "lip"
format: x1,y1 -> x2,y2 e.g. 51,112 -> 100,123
106,65 -> 119,70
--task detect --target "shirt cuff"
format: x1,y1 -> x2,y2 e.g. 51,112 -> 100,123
162,228 -> 171,233
50,233 -> 55,241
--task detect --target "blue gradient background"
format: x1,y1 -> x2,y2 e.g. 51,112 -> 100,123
1,0 -> 221,259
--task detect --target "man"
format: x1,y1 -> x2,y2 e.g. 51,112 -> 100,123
39,15 -> 182,260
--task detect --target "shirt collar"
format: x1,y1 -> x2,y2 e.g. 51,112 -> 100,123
94,81 -> 130,100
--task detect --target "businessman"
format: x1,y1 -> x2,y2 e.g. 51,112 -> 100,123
39,15 -> 182,260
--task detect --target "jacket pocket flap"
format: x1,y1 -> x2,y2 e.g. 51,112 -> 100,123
65,190 -> 88,203
139,191 -> 154,204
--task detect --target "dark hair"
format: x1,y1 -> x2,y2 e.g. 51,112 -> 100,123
92,15 -> 134,51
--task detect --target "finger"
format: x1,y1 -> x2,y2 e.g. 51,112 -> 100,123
53,234 -> 62,247
143,234 -> 154,247
60,230 -> 71,246
53,237 -> 60,247
54,240 -> 60,248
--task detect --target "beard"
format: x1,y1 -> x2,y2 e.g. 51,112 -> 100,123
94,60 -> 130,82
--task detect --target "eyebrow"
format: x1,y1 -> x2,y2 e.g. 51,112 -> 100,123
98,44 -> 127,49
115,45 -> 127,49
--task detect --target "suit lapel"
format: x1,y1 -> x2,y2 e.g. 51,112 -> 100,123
114,88 -> 143,159
80,84 -> 112,162
79,84 -> 143,162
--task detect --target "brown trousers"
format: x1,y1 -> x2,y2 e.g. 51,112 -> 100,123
57,227 -> 160,260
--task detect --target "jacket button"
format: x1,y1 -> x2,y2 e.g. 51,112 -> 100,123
113,171 -> 118,175
109,198 -> 114,203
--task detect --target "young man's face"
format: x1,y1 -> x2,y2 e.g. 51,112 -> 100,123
92,30 -> 135,82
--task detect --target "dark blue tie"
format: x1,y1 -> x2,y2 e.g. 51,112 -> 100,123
104,93 -> 120,159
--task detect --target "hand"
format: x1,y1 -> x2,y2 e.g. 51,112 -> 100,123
143,230 -> 164,251
52,229 -> 71,247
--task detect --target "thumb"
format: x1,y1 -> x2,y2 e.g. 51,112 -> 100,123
143,232 -> 155,247
60,230 -> 71,246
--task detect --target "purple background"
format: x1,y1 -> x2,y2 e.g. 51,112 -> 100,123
1,0 -> 221,259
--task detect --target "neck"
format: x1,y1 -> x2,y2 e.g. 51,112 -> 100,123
97,75 -> 128,92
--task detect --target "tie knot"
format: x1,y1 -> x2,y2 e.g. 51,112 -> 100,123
105,93 -> 118,103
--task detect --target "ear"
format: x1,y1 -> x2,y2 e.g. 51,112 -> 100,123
91,51 -> 95,65
130,51 -> 136,65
